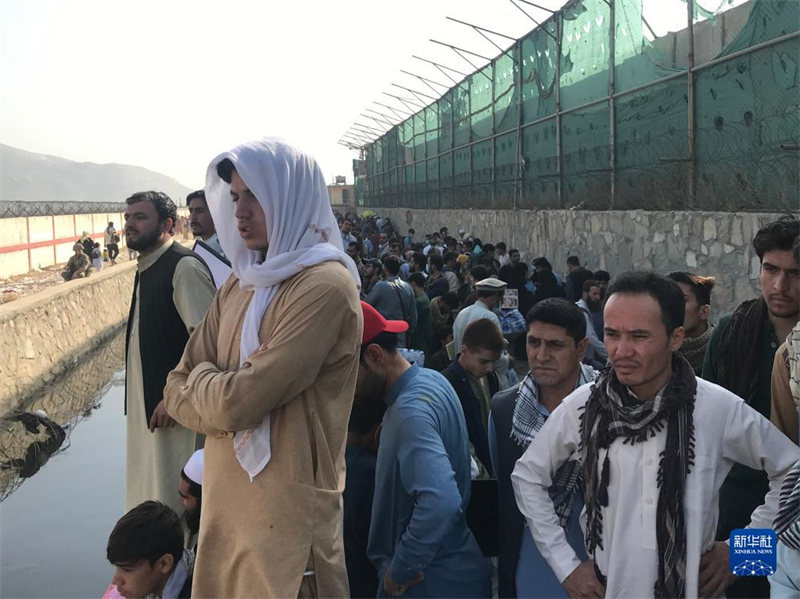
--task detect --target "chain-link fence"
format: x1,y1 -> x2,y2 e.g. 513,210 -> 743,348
356,0 -> 799,212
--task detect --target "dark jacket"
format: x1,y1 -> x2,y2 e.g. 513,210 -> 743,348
425,273 -> 449,300
702,310 -> 779,599
441,358 -> 499,477
565,267 -> 593,303
343,445 -> 379,598
489,384 -> 525,598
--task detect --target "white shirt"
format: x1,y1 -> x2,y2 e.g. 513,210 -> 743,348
203,232 -> 225,258
512,377 -> 800,599
452,300 -> 501,353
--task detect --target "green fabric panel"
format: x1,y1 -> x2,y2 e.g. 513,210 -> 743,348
561,103 -> 611,208
426,158 -> 439,193
453,83 -> 471,147
559,0 -> 611,110
615,75 -> 690,210
521,20 -> 558,124
495,182 -> 517,209
412,112 -> 426,161
439,151 -> 454,189
615,0 -> 685,91
454,147 -> 471,193
356,0 -> 798,211
415,160 -> 426,188
695,37 -> 799,211
521,120 -> 559,209
494,131 -> 519,183
425,106 -> 439,157
401,120 -> 414,167
494,49 -> 519,133
471,139 -> 493,186
404,164 -> 415,204
719,0 -> 798,55
470,66 -> 494,140
440,152 -> 454,208
439,93 -> 454,152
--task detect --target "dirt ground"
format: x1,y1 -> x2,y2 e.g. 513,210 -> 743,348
0,251 -> 136,304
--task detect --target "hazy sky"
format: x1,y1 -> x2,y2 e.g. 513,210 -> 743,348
1,0 -> 731,190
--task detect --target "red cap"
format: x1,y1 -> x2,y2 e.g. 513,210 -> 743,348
361,301 -> 409,345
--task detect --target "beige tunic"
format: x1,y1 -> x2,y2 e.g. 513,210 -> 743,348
771,341 -> 799,444
126,239 -> 216,512
164,261 -> 362,598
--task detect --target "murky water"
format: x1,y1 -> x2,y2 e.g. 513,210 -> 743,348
1,330 -> 126,598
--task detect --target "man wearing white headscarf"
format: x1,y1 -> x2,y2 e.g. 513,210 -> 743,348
164,138 -> 363,598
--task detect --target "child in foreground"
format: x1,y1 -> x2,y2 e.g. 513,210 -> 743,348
103,501 -> 193,599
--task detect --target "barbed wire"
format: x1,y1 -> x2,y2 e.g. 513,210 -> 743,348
0,201 -> 127,218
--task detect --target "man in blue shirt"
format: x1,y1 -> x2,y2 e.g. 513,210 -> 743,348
357,301 -> 491,598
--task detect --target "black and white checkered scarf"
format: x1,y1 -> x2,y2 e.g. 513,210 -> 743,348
580,354 -> 696,598
511,364 -> 598,527
775,460 -> 800,551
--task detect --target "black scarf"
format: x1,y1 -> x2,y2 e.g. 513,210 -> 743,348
716,297 -> 767,404
580,354 -> 696,598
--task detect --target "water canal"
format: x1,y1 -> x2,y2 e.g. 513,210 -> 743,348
1,330 -> 126,597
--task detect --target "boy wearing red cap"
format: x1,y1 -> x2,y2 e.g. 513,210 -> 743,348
357,301 -> 491,598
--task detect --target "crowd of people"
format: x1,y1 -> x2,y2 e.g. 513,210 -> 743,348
102,136 -> 799,599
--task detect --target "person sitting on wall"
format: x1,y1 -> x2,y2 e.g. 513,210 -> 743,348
61,243 -> 92,281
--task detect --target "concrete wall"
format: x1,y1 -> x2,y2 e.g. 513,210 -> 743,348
0,207 -> 194,279
0,261 -> 136,416
0,211 -> 127,278
378,208 -> 784,318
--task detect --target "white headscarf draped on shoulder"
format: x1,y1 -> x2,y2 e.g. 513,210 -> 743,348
205,138 -> 361,481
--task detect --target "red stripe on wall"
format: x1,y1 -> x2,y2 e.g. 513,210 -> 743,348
0,230 -> 109,255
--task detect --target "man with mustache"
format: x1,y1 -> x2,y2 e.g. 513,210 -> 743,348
702,216 -> 799,598
489,298 -> 597,597
187,190 -> 224,258
513,272 -> 798,598
123,191 -> 215,513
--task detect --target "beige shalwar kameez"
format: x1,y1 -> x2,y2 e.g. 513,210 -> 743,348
164,261 -> 362,598
126,239 -> 215,512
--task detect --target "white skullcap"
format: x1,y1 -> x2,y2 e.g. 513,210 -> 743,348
475,277 -> 507,291
183,449 -> 204,486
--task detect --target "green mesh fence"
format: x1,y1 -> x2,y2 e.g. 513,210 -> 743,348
355,0 -> 799,212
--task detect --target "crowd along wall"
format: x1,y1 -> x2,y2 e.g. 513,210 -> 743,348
0,211 -> 126,278
376,207 -> 785,317
0,261 -> 135,416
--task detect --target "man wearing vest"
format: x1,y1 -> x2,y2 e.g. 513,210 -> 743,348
490,298 -> 597,597
124,191 -> 216,512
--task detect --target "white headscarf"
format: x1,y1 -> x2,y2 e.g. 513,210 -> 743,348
205,138 -> 360,481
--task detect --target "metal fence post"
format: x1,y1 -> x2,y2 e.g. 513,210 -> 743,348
555,13 -> 564,208
609,0 -> 616,209
515,39 -> 523,211
687,0 -> 696,205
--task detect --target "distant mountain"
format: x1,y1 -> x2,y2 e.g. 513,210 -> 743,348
0,144 -> 193,203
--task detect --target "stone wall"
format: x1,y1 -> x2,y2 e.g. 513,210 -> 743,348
0,262 -> 135,416
377,208 -> 785,318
